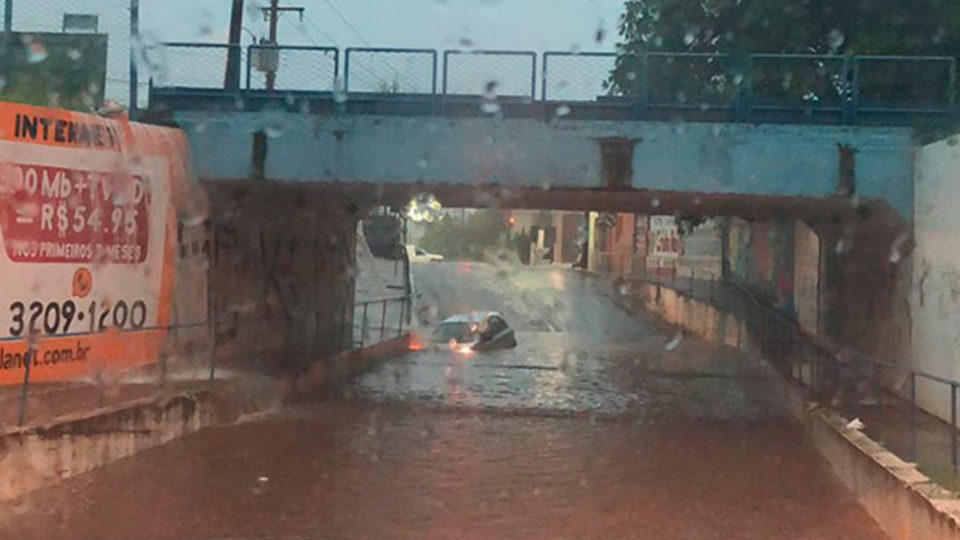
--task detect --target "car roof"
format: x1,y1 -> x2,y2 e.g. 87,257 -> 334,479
439,311 -> 503,324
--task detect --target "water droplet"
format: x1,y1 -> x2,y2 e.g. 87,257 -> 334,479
835,238 -> 847,254
595,23 -> 606,43
733,73 -> 744,86
481,101 -> 501,114
626,71 -> 637,81
698,102 -> 710,112
66,48 -> 82,61
333,77 -> 347,104
683,31 -> 696,46
264,124 -> 283,138
827,28 -> 845,51
194,123 -> 207,133
618,283 -> 629,296
651,198 -> 661,208
417,158 -> 429,169
257,476 -> 269,483
554,105 -> 571,117
889,232 -> 909,264
664,331 -> 682,351
25,38 -> 48,64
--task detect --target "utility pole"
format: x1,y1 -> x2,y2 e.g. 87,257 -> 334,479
3,0 -> 13,87
129,0 -> 139,112
262,0 -> 304,91
224,0 -> 243,90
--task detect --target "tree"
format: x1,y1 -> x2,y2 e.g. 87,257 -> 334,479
607,0 -> 960,104
418,209 -> 508,260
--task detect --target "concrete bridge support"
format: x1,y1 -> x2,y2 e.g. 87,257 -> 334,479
204,182 -> 360,374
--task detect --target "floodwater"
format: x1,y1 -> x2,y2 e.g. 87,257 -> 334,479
1,264 -> 886,539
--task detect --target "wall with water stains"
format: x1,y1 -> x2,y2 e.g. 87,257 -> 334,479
204,182 -> 359,373
912,135 -> 960,418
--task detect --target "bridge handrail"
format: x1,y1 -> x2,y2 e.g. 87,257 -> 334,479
150,43 -> 959,123
344,47 -> 438,94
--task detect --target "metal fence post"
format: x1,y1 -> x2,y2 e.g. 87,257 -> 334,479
952,383 -> 958,473
909,373 -> 918,462
689,266 -> 695,295
360,302 -> 369,347
17,336 -> 32,427
397,296 -> 406,336
379,300 -> 388,341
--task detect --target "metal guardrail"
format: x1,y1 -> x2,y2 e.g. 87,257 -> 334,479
246,44 -> 338,92
345,48 -> 438,94
352,294 -> 411,348
442,50 -> 537,99
151,44 -> 959,123
631,264 -> 960,487
542,51 -> 616,101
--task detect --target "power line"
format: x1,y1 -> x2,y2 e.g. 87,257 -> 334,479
280,15 -> 381,88
283,1 -> 401,89
322,0 -> 371,46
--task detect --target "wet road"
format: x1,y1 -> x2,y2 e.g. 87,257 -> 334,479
3,263 -> 886,539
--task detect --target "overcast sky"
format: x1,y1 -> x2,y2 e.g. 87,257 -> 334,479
141,0 -> 626,53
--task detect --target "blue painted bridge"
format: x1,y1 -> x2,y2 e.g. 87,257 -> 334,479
148,45 -> 959,222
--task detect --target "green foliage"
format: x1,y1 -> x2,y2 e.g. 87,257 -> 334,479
0,33 -> 108,111
419,209 -> 508,260
608,0 -> 960,100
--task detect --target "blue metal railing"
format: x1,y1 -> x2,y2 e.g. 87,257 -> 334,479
245,44 -> 338,92
344,47 -> 438,94
150,44 -> 959,124
852,55 -> 956,114
442,49 -> 537,99
541,51 -> 616,101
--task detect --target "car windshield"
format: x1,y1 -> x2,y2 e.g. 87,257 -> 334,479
4,1 -> 952,539
431,321 -> 477,343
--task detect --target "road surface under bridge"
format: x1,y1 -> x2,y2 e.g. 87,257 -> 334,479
2,263 -> 885,539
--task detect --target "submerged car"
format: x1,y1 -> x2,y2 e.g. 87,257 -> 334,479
430,311 -> 517,352
407,245 -> 444,263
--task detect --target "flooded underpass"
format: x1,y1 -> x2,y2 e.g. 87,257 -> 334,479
2,264 -> 886,539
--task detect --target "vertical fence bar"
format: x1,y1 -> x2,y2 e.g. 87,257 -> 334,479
379,300 -> 388,341
360,302 -> 369,347
17,336 -> 31,427
952,383 -> 958,473
208,318 -> 219,383
874,363 -> 882,413
344,48 -> 351,92
541,52 -> 549,101
530,54 -> 538,102
430,49 -> 438,95
397,296 -> 406,336
909,373 -> 918,462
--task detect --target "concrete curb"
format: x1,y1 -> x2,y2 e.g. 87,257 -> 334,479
635,279 -> 960,539
294,333 -> 411,397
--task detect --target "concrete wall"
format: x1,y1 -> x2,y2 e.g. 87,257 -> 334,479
793,221 -> 821,336
912,136 -> 960,417
175,112 -> 915,221
205,182 -> 359,374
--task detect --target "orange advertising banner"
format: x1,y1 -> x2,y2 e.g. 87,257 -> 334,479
0,103 -> 189,384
